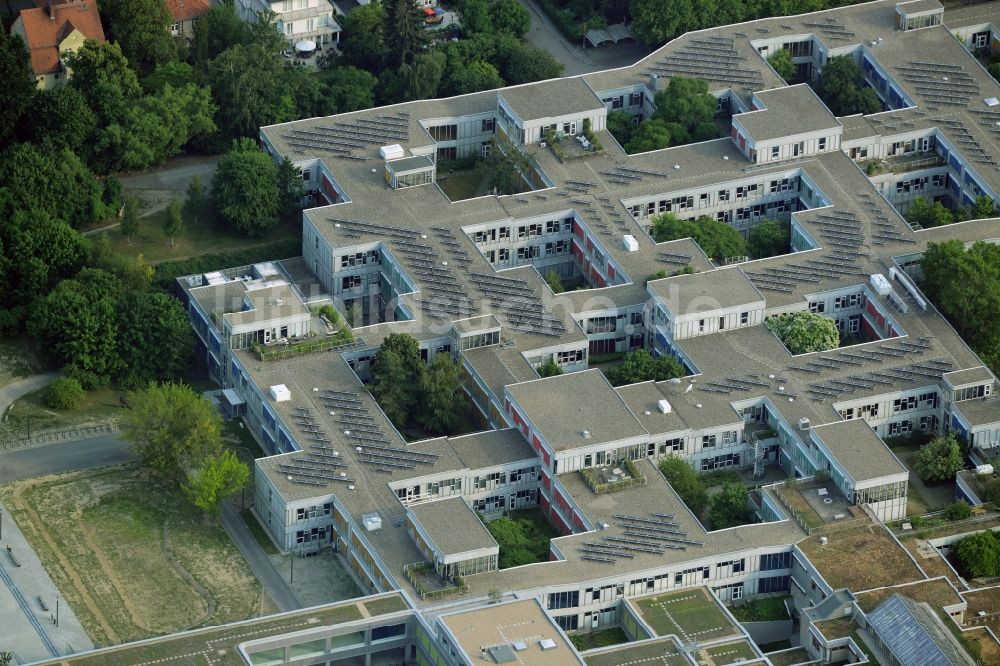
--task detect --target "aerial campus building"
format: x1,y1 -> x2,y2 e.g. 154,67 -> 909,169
52,0 -> 1000,665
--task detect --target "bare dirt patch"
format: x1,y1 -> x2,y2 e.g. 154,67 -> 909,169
0,465 -> 266,647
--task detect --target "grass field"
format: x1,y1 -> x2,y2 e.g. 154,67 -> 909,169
695,639 -> 759,665
362,595 -> 409,616
797,525 -> 923,591
437,168 -> 492,201
0,336 -> 40,388
0,466 -> 270,647
99,209 -> 301,265
729,595 -> 789,622
633,587 -> 739,642
1,386 -> 125,437
569,627 -> 629,652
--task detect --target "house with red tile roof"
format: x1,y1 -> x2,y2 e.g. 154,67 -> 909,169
165,0 -> 209,41
10,0 -> 105,89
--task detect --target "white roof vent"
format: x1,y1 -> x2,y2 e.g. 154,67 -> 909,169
539,639 -> 557,651
799,417 -> 811,431
269,384 -> 291,402
582,430 -> 592,439
362,513 -> 382,531
658,399 -> 672,414
622,234 -> 639,252
870,273 -> 891,296
380,144 -> 404,160
512,642 -> 528,652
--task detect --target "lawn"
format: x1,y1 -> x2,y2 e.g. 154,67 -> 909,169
633,587 -> 739,642
362,594 -> 410,616
776,484 -> 824,530
729,595 -> 789,622
695,639 -> 759,665
99,208 -> 301,265
241,508 -> 280,556
0,336 -> 41,389
888,443 -> 955,515
0,466 -> 269,647
1,386 -> 125,438
437,168 -> 492,201
569,627 -> 629,652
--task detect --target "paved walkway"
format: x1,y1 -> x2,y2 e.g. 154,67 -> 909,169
220,503 -> 302,613
0,499 -> 93,663
0,435 -> 132,484
0,372 -> 58,417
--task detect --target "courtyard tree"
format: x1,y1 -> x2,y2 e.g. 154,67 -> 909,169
912,434 -> 964,483
183,449 -> 250,516
765,311 -> 839,354
650,213 -> 748,262
606,349 -> 685,386
651,77 -> 718,145
122,382 -> 223,482
658,455 -> 708,516
212,139 -> 280,237
545,271 -> 565,293
708,482 -> 751,529
956,530 -> 1000,578
748,219 -> 791,258
768,48 -> 795,81
370,333 -> 427,427
277,156 -> 305,224
625,118 -> 671,153
944,501 -> 972,521
906,196 -> 953,228
538,358 -> 563,378
815,56 -> 882,116
607,110 -> 636,148
418,353 -> 464,434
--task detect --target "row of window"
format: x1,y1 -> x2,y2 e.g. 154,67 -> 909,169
602,92 -> 644,109
701,431 -> 738,448
628,177 -> 799,219
295,503 -> 332,522
955,384 -> 991,402
339,249 -> 380,270
701,452 -> 741,471
557,349 -> 584,365
892,392 -> 938,413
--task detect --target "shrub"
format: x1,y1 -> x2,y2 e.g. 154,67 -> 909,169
766,311 -> 840,355
538,358 -> 563,377
944,501 -> 972,521
45,376 -> 86,410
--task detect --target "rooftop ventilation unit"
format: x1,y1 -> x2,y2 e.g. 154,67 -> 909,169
539,639 -> 557,651
269,384 -> 291,402
362,513 -> 382,531
582,430 -> 592,439
799,417 -> 811,431
622,234 -> 639,252
658,399 -> 672,414
870,273 -> 892,296
379,144 -> 404,160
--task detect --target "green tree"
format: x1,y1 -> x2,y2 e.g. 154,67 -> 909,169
956,530 -> 1000,578
27,269 -> 123,388
143,61 -> 196,93
708,482 -> 751,529
630,0 -> 696,44
190,3 -> 252,66
384,0 -> 427,67
46,377 -> 86,410
163,199 -> 184,247
651,77 -> 718,145
982,477 -> 1000,505
650,213 -> 747,261
66,40 -> 142,126
183,450 -> 250,515
906,196 -> 954,228
207,43 -> 290,140
545,271 -> 565,293
912,434 -> 964,483
816,56 -> 883,116
920,240 -> 1000,354
607,110 -> 636,148
318,65 -> 379,111
277,156 -> 305,224
98,0 -> 176,72
491,0 -> 531,37
212,139 -> 281,236
116,291 -> 193,389
944,501 -> 972,521
445,59 -> 504,95
538,358 -> 563,377
494,41 -> 563,86
120,196 -> 141,243
606,349 -> 685,386
122,382 -> 223,482
658,455 -> 708,516
0,143 -> 107,228
399,51 -> 445,101
184,174 -> 205,225
16,85 -> 97,153
0,32 -> 34,146
455,0 -> 490,33
417,353 -> 464,434
765,311 -> 840,354
971,195 -> 997,219
768,48 -> 795,81
485,517 -> 547,568
341,2 -> 388,70
989,62 -> 1000,85
370,333 -> 427,427
625,118 -> 671,153
748,219 -> 791,258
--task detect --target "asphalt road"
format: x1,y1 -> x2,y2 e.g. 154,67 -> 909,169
0,434 -> 132,483
0,372 -> 59,416
220,503 -> 302,613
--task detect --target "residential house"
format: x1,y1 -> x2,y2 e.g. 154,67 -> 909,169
10,0 -> 105,89
166,0 -> 209,41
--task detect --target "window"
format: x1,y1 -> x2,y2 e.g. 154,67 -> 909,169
771,146 -> 780,159
760,552 -> 792,571
659,438 -> 684,454
306,17 -> 314,30
630,92 -> 643,107
889,420 -> 913,436
740,312 -> 749,325
809,301 -> 826,313
341,275 -> 361,290
702,434 -> 717,448
547,591 -> 579,610
701,453 -> 740,470
758,575 -> 790,594
428,124 -> 457,141
285,21 -> 294,34
818,137 -> 827,150
482,118 -> 495,133
893,396 -> 918,413
955,384 -> 991,401
557,349 -> 584,365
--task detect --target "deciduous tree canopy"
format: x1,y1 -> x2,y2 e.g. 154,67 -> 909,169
912,434 -> 964,483
211,139 -> 281,237
766,311 -> 839,355
651,213 -> 748,262
606,349 -> 685,386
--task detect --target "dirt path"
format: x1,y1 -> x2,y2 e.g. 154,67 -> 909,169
77,505 -> 166,636
11,480 -> 121,645
161,521 -> 215,629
